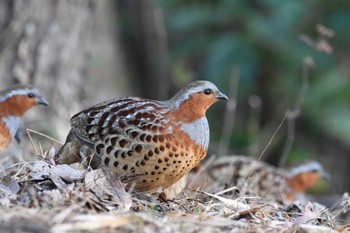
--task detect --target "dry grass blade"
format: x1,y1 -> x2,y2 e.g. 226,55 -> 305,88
199,190 -> 250,210
51,215 -> 133,232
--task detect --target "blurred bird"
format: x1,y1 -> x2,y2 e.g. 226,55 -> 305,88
208,156 -> 330,203
0,85 -> 49,152
56,80 -> 228,192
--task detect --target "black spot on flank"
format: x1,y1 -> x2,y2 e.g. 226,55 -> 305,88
154,148 -> 160,154
160,145 -> 165,152
154,166 -> 159,170
104,157 -> 110,165
136,161 -> 140,167
128,119 -> 140,126
118,121 -> 126,128
169,152 -> 173,157
111,137 -> 118,146
148,150 -> 154,157
114,161 -> 119,167
119,139 -> 127,148
163,167 -> 167,171
151,125 -> 158,131
173,161 -> 177,164
130,167 -> 136,173
96,144 -> 104,154
146,135 -> 152,142
156,177 -> 159,180
172,147 -> 177,152
127,151 -> 133,156
143,180 -> 147,183
139,133 -> 146,141
86,125 -> 93,133
151,180 -> 154,183
175,154 -> 179,157
141,160 -> 146,166
153,135 -> 158,143
87,117 -> 94,124
121,152 -> 126,159
114,151 -> 119,158
158,159 -> 162,163
151,171 -> 155,175
164,157 -> 169,162
158,172 -> 161,175
131,131 -> 139,138
106,146 -> 113,154
135,145 -> 143,153
144,154 -> 149,161
123,165 -> 128,171
104,138 -> 110,144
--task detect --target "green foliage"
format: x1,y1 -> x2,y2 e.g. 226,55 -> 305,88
158,0 -> 350,164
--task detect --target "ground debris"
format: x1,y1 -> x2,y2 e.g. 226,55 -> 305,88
84,168 -> 132,211
0,153 -> 347,233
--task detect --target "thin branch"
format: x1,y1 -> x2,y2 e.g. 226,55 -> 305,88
218,67 -> 240,155
278,57 -> 313,167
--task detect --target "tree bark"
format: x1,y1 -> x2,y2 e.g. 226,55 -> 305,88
0,0 -> 129,142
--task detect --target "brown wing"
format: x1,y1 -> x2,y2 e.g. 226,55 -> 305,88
70,97 -> 169,148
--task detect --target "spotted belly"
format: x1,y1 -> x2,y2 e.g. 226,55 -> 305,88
97,129 -> 207,192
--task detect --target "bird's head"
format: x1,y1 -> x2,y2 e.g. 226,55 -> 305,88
0,85 -> 49,116
170,80 -> 228,122
286,161 -> 330,193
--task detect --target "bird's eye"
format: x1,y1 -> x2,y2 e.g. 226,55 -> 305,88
203,88 -> 213,95
27,93 -> 35,98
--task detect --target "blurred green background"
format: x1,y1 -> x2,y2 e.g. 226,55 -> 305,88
115,0 -> 350,195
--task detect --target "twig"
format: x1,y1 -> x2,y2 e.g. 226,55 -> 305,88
245,114 -> 287,190
278,57 -> 313,167
218,67 -> 240,155
26,128 -> 63,145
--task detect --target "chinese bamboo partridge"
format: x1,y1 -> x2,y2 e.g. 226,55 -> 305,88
209,156 -> 329,203
56,80 -> 228,192
0,85 -> 49,152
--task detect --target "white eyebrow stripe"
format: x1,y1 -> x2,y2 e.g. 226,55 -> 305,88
172,81 -> 219,109
288,161 -> 323,177
0,88 -> 40,102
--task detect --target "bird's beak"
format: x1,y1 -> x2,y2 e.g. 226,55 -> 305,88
215,92 -> 229,101
36,96 -> 49,106
320,170 -> 331,180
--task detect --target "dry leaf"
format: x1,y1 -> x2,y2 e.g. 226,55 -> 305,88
84,168 -> 132,211
0,175 -> 20,196
293,202 -> 318,224
24,160 -> 86,190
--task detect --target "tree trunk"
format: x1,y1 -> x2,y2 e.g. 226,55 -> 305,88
0,0 -> 129,143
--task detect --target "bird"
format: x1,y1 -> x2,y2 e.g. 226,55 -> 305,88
208,156 -> 330,203
0,84 -> 49,152
56,80 -> 228,192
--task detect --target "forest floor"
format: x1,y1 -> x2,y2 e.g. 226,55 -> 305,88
0,143 -> 349,233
